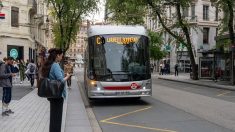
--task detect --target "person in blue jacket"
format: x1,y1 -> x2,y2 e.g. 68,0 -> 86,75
41,48 -> 71,132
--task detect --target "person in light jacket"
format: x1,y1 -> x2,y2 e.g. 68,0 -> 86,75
41,48 -> 71,132
0,57 -> 16,116
26,60 -> 37,88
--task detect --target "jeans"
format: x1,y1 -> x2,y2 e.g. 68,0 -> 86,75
2,87 -> 12,104
28,74 -> 34,87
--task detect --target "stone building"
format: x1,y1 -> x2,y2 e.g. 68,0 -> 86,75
0,0 -> 50,62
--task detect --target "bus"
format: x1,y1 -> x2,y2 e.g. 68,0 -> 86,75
84,25 -> 152,99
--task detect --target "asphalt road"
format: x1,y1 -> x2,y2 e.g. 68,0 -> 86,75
77,70 -> 235,132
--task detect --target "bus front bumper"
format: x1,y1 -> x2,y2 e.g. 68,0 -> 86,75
88,89 -> 151,98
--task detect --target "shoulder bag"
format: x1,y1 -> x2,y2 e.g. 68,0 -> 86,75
38,67 -> 65,98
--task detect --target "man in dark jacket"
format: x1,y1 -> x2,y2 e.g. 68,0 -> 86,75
0,57 -> 16,116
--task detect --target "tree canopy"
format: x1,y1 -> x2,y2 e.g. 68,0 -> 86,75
47,0 -> 98,52
106,0 -> 146,25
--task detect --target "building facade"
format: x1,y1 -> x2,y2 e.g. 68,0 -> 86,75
146,0 -> 219,79
67,21 -> 88,65
0,0 -> 50,62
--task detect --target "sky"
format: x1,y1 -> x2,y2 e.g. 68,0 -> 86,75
86,0 -> 105,21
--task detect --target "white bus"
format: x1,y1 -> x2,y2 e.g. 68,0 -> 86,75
84,25 -> 152,99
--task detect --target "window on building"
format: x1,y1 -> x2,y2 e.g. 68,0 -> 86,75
203,5 -> 209,20
203,28 -> 209,44
183,7 -> 189,18
215,7 -> 218,21
11,6 -> 19,27
191,4 -> 195,19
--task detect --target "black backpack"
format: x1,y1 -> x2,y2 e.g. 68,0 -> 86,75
30,65 -> 35,73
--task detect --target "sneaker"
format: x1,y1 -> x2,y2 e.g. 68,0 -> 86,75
2,111 -> 9,116
6,109 -> 14,114
20,82 -> 23,84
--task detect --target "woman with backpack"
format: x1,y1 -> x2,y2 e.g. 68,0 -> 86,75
26,60 -> 36,88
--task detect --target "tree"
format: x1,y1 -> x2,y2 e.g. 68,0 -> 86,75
145,0 -> 198,79
47,0 -> 98,54
106,0 -> 146,25
211,0 -> 234,45
148,30 -> 166,61
211,0 -> 235,84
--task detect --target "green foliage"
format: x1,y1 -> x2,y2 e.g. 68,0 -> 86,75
106,0 -> 146,25
148,30 -> 166,60
211,0 -> 235,35
47,0 -> 98,52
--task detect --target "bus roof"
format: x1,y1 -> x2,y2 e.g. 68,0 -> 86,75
88,25 -> 148,37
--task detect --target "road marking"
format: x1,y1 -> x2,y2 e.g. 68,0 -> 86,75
103,121 -> 177,132
101,106 -> 177,132
217,91 -> 231,97
100,106 -> 152,122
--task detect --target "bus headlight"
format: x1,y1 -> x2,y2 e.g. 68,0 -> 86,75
90,80 -> 97,87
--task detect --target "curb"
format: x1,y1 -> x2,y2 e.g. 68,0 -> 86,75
61,88 -> 68,132
158,77 -> 235,91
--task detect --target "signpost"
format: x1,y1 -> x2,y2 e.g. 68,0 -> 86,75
10,49 -> 18,59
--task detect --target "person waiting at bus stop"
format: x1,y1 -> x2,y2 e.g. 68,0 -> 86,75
41,48 -> 71,132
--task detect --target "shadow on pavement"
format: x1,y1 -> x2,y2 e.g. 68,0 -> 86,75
90,98 -> 150,107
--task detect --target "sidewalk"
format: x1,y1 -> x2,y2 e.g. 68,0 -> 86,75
0,77 -> 93,132
153,72 -> 235,91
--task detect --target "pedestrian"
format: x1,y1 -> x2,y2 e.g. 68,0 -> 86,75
64,61 -> 74,89
12,60 -> 19,83
26,60 -> 37,88
175,63 -> 179,76
150,63 -> 154,73
154,62 -> 156,71
159,63 -> 163,75
0,57 -> 16,116
41,48 -> 71,132
19,59 -> 26,84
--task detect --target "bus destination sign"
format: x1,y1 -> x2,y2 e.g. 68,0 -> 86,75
96,36 -> 139,45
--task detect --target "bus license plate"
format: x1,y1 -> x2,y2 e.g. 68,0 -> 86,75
116,91 -> 130,95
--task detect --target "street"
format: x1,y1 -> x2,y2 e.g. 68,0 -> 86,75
76,69 -> 235,132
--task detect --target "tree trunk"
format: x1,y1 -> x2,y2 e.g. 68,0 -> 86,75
175,3 -> 198,79
227,0 -> 234,84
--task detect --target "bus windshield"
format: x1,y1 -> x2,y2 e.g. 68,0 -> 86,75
88,34 -> 151,82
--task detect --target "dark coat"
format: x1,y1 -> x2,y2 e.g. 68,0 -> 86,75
0,61 -> 12,87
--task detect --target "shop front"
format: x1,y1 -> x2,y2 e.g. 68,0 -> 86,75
177,51 -> 191,73
199,57 -> 213,79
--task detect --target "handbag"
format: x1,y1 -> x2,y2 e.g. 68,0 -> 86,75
38,67 -> 65,98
